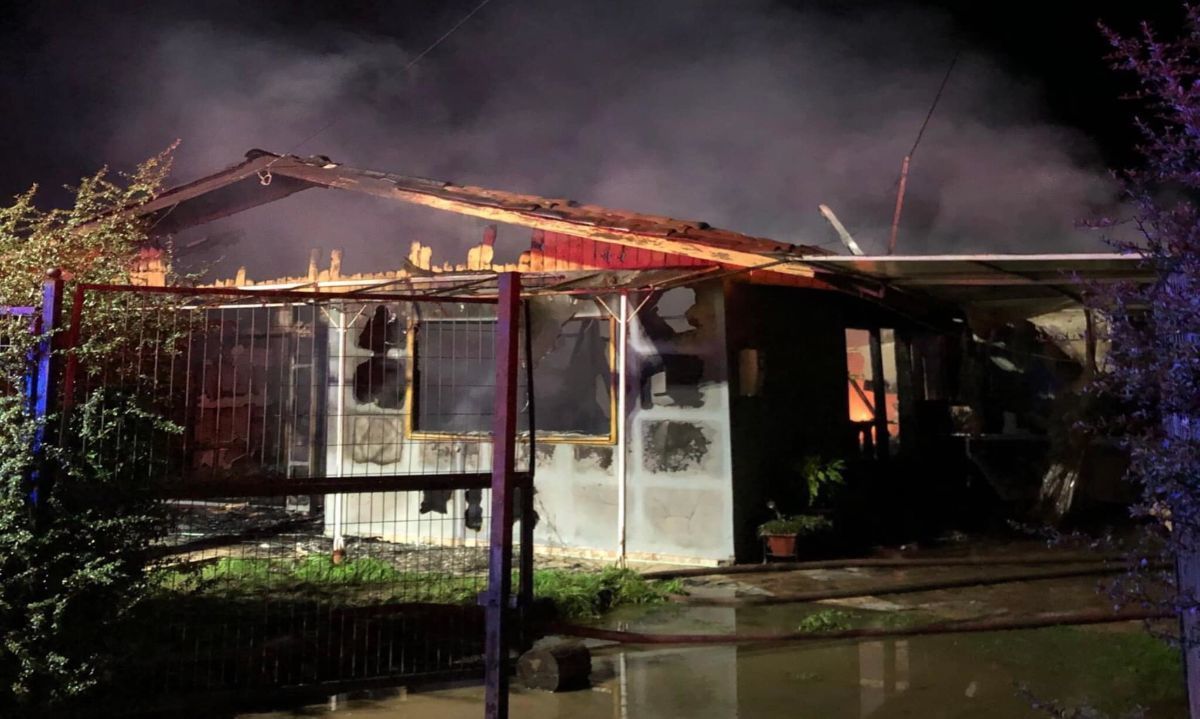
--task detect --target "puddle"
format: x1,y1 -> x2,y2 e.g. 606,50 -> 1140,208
241,601 -> 1186,718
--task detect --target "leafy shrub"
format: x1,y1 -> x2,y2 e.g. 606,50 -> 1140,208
0,149 -> 177,714
800,455 -> 845,506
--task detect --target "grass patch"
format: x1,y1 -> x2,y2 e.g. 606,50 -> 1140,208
533,566 -> 684,620
791,607 -> 922,633
155,557 -> 681,619
795,609 -> 856,632
156,555 -> 481,604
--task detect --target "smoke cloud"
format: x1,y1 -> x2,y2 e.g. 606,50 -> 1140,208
12,1 -> 1119,278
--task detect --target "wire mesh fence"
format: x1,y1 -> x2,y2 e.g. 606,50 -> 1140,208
136,489 -> 515,699
59,283 -> 534,706
63,287 -> 532,495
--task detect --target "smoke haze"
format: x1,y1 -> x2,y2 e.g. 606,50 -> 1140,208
7,1 -> 1119,278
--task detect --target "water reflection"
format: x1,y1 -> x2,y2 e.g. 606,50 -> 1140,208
242,603 -> 1184,718
587,603 -> 1181,719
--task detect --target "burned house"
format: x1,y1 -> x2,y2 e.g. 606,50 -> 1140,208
125,150 -> 1151,565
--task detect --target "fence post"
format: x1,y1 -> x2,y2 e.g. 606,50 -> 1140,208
30,268 -> 64,508
485,272 -> 521,719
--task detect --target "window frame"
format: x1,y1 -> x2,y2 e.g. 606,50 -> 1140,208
404,314 -> 618,445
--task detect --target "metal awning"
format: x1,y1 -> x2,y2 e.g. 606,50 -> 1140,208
220,267 -> 718,298
795,253 -> 1155,313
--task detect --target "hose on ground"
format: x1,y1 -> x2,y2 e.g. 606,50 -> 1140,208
641,553 -> 1140,581
672,564 -> 1145,607
548,607 -> 1173,646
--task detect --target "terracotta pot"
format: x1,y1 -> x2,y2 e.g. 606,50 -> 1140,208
763,533 -> 798,559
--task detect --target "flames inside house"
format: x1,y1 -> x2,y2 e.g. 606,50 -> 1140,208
119,149 -> 1151,567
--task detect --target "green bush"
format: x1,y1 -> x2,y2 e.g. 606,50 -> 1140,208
0,150 -> 177,714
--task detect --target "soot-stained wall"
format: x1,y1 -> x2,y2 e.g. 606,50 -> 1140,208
325,282 -> 735,564
532,282 -> 735,564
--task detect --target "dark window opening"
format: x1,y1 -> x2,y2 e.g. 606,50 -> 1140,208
412,316 -> 612,438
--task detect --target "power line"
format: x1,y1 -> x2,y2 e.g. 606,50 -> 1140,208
909,50 -> 959,159
268,0 -> 499,166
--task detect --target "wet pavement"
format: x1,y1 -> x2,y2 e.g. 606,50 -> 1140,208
241,550 -> 1187,718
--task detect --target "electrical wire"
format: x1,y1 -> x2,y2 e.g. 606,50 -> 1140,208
908,50 -> 960,160
265,0 -> 499,169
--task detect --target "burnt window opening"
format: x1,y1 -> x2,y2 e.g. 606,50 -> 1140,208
411,316 -> 612,438
640,354 -> 705,408
352,305 -> 407,409
353,356 -> 405,409
533,317 -> 613,437
358,305 -> 403,353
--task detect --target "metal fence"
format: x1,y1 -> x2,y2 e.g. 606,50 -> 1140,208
57,279 -> 534,711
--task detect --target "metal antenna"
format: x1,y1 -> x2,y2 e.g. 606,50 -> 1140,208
888,51 -> 959,255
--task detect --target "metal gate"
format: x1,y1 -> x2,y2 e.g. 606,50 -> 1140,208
57,273 -> 533,715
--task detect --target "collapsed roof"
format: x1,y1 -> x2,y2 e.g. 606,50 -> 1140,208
126,149 -> 828,280
116,149 -> 1153,318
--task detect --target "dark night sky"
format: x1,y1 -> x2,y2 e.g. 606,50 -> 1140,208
0,1 -> 1187,270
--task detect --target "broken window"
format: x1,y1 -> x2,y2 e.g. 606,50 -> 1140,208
352,305 -> 406,410
532,316 -> 613,437
411,316 -> 613,438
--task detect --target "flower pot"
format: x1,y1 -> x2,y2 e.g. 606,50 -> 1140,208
762,533 -> 798,559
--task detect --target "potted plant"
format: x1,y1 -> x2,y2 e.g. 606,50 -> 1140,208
759,456 -> 845,560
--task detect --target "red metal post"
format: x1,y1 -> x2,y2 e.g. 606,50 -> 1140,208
60,284 -> 86,414
484,272 -> 521,719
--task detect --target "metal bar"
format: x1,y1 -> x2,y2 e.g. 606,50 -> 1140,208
73,282 -> 497,305
518,299 -> 535,608
894,330 -> 917,456
868,327 -> 890,460
308,303 -> 327,482
157,471 -> 532,499
484,272 -> 521,719
616,292 -> 628,566
333,313 -> 348,550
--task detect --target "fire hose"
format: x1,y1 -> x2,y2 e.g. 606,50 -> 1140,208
541,561 -> 1173,645
669,563 -> 1155,607
640,553 -> 1140,581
